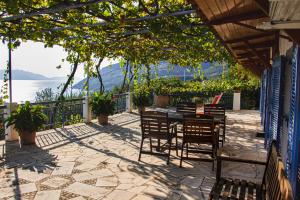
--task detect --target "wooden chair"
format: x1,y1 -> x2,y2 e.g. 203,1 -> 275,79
176,102 -> 196,116
138,111 -> 178,164
197,114 -> 221,149
180,117 -> 217,169
209,141 -> 293,200
212,93 -> 223,105
204,104 -> 226,147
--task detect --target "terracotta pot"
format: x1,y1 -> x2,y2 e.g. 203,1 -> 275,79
98,114 -> 108,125
19,131 -> 36,145
155,95 -> 170,108
138,106 -> 145,114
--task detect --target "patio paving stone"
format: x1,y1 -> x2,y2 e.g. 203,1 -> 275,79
52,162 -> 75,175
96,176 -> 118,187
104,190 -> 136,200
41,177 -> 70,188
0,183 -> 37,199
34,190 -> 61,200
64,182 -> 111,199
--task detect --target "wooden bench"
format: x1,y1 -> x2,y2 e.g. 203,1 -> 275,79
209,141 -> 293,200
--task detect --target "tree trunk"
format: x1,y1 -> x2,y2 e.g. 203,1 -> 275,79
95,58 -> 105,93
120,60 -> 129,93
50,55 -> 79,128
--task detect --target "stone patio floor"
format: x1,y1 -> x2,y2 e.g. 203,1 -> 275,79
0,110 -> 266,200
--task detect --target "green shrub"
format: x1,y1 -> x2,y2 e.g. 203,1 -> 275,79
133,85 -> 152,107
151,77 -> 182,95
91,92 -> 115,116
5,101 -> 48,133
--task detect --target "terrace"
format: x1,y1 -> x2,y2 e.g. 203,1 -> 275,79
0,0 -> 299,199
0,109 -> 266,200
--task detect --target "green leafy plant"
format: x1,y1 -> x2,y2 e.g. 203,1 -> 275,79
133,85 -> 152,107
5,101 -> 48,133
91,92 -> 115,116
151,77 -> 183,95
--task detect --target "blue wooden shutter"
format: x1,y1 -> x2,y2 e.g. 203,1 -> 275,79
286,46 -> 300,199
260,70 -> 267,126
264,69 -> 272,147
268,56 -> 285,149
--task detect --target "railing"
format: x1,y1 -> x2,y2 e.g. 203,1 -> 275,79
0,105 -> 7,140
169,92 -> 233,109
30,98 -> 84,130
92,93 -> 129,119
241,89 -> 260,110
113,93 -> 128,114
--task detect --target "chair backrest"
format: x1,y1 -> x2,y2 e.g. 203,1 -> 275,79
176,102 -> 196,114
263,141 -> 293,200
140,111 -> 170,138
182,117 -> 215,144
196,114 -> 214,120
211,93 -> 223,105
204,104 -> 225,120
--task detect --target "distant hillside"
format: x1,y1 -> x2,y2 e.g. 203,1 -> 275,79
73,61 -> 225,92
0,69 -> 49,80
0,69 -> 73,81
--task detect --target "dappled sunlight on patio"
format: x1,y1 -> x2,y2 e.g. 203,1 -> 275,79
0,110 -> 266,200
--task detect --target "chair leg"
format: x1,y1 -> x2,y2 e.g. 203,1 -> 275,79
212,145 -> 215,171
186,143 -> 189,158
175,135 -> 178,156
167,139 -> 172,165
223,125 -> 226,145
149,138 -> 153,153
180,142 -> 185,167
138,137 -> 144,161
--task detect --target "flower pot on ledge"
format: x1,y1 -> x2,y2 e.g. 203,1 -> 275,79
98,114 -> 108,125
19,131 -> 36,145
155,95 -> 170,108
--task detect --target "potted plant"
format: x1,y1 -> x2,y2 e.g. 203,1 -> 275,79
5,101 -> 48,145
91,92 -> 115,125
133,85 -> 152,113
152,78 -> 182,108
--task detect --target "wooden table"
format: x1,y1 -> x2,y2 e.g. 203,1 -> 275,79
168,111 -> 223,124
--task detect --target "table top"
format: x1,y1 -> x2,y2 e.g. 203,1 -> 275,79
167,111 -> 224,124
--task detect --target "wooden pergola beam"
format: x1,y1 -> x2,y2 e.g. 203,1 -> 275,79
244,41 -> 272,68
0,0 -> 110,22
231,40 -> 273,50
240,61 -> 263,76
236,49 -> 270,57
224,32 -> 275,43
209,10 -> 266,25
51,9 -> 196,31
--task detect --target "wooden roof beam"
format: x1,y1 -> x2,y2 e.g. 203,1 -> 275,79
240,61 -> 263,76
234,22 -> 292,41
231,40 -> 273,50
244,41 -> 272,68
236,49 -> 270,57
209,10 -> 266,25
224,32 -> 275,43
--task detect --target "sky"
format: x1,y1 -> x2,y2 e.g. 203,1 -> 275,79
0,40 -> 117,79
